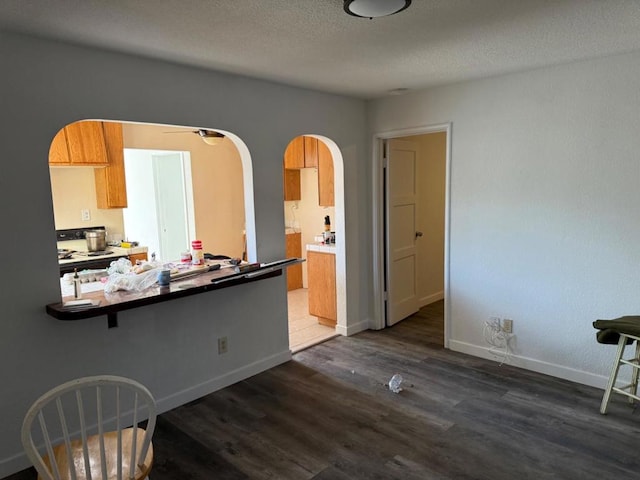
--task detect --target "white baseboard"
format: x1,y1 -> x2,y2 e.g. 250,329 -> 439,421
448,340 -> 609,389
337,318 -> 370,336
155,349 -> 292,415
0,349 -> 292,479
419,290 -> 444,308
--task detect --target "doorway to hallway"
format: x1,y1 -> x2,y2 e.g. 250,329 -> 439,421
373,124 -> 451,345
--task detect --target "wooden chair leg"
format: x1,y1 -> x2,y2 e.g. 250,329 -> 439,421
600,334 -> 627,414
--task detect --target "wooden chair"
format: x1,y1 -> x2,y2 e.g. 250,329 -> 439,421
600,332 -> 640,414
21,375 -> 156,480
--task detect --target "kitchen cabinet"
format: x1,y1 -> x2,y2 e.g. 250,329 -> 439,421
283,168 -> 301,201
128,252 -> 148,264
49,128 -> 71,164
49,121 -> 109,166
307,250 -> 336,327
94,122 -> 128,209
317,139 -> 334,206
284,136 -> 318,169
285,232 -> 303,290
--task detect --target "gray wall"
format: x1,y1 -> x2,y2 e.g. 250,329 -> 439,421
0,31 -> 369,476
369,49 -> 640,387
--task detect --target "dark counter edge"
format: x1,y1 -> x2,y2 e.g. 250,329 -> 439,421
46,259 -> 302,323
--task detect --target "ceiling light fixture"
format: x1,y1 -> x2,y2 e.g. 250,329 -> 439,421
344,0 -> 411,19
197,129 -> 225,146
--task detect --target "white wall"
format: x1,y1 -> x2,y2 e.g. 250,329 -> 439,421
0,31 -> 368,477
369,49 -> 640,388
49,167 -> 125,233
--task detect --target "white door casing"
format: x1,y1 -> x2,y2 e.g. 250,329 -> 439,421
385,139 -> 420,326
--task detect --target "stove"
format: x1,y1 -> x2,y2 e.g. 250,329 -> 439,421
56,227 -> 127,275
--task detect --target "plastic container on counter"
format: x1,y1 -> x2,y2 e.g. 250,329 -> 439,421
191,240 -> 204,265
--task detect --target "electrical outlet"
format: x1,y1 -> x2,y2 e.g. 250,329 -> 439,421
502,319 -> 513,334
217,336 -> 228,354
81,209 -> 91,221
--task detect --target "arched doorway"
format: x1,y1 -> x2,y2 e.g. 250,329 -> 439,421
282,135 -> 347,352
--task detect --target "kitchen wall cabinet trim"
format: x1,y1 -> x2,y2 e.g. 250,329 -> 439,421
46,264 -> 290,327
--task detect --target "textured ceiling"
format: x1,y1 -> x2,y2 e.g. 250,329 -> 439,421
1,0 -> 640,99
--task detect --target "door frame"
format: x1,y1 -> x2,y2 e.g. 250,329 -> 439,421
371,123 -> 452,347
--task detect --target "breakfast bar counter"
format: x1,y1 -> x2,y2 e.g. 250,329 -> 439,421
46,259 -> 302,327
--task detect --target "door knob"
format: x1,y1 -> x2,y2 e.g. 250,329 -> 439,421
415,231 -> 423,238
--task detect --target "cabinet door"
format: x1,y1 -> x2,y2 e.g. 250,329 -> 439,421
128,252 -> 148,264
285,233 -> 303,290
303,136 -> 318,168
284,136 -> 305,169
307,251 -> 337,326
49,128 -> 71,165
283,168 -> 301,201
317,140 -> 334,207
95,122 -> 128,208
64,121 -> 109,165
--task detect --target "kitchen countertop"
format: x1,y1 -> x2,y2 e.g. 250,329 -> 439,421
306,243 -> 336,254
58,239 -> 148,265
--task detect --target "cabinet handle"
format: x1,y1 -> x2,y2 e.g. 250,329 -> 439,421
415,231 -> 424,239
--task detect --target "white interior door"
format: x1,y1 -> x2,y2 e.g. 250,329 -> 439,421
385,139 -> 420,326
123,149 -> 195,262
152,153 -> 191,261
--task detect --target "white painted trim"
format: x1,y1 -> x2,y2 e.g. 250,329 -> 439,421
419,291 -> 444,308
371,123 -> 452,348
306,135 -> 348,335
223,131 -> 257,263
336,318 -> 370,337
448,340 -> 608,389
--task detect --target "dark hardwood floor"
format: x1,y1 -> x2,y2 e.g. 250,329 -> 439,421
6,300 -> 640,479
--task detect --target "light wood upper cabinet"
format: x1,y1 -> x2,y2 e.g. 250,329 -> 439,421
48,128 -> 71,165
283,135 -> 334,205
283,168 -> 301,201
303,136 -> 318,168
49,121 -> 109,166
284,136 -> 305,169
317,139 -> 334,207
284,135 -> 318,169
94,122 -> 128,209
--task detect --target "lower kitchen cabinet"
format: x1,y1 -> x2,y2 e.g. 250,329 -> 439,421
307,250 -> 336,327
128,252 -> 148,264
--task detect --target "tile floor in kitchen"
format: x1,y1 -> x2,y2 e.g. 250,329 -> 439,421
287,288 -> 337,353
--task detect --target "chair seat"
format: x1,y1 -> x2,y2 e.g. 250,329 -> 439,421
41,428 -> 153,480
